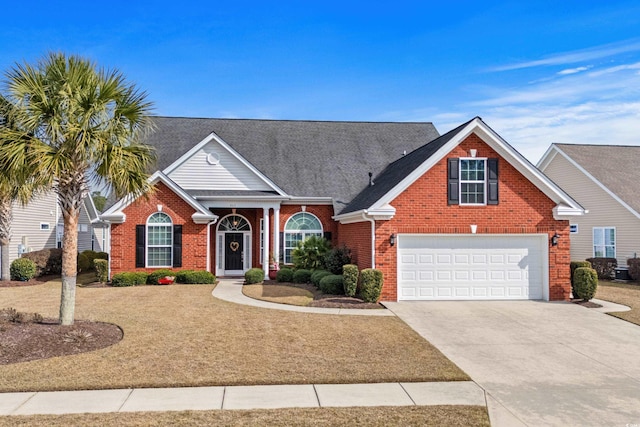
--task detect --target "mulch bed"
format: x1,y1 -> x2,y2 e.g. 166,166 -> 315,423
572,299 -> 603,308
0,275 -> 61,288
262,280 -> 382,309
0,318 -> 123,365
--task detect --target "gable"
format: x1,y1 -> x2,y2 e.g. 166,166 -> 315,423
335,117 -> 583,222
391,134 -> 558,225
167,138 -> 274,192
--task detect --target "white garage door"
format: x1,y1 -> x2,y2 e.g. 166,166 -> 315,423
398,234 -> 547,301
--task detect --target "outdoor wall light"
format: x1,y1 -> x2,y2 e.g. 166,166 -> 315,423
390,234 -> 396,246
551,232 -> 560,246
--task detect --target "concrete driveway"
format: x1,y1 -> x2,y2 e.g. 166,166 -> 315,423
384,300 -> 640,427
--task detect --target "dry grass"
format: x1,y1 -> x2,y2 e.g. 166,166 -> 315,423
0,406 -> 489,426
243,283 -> 314,306
0,280 -> 467,392
596,280 -> 640,325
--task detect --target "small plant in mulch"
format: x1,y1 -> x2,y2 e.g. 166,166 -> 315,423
63,329 -> 95,343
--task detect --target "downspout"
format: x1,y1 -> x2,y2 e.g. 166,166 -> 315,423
362,213 -> 376,269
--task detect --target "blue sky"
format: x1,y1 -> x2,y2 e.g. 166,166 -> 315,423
2,1 -> 640,162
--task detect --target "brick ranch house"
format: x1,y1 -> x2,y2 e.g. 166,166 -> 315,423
101,116 -> 584,301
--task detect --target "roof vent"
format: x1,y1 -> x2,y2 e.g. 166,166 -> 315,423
369,172 -> 374,186
403,150 -> 406,156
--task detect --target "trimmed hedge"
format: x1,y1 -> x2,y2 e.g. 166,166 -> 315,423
586,257 -> 617,280
77,253 -> 91,272
175,270 -> 216,284
245,268 -> 264,285
94,259 -> 108,282
112,272 -> 148,287
80,250 -> 98,270
310,270 -> 332,287
627,258 -> 640,281
10,258 -> 37,281
573,267 -> 598,301
360,268 -> 383,303
95,251 -> 109,260
319,274 -> 344,295
21,248 -> 62,276
343,264 -> 359,297
293,269 -> 312,284
147,269 -> 175,285
276,268 -> 294,282
570,261 -> 591,298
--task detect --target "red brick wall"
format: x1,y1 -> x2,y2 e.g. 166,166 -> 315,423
110,182 -> 208,275
338,221 -> 373,270
374,134 -> 570,301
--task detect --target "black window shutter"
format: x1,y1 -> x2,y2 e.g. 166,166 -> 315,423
173,225 -> 182,268
487,158 -> 499,205
323,231 -> 332,242
447,158 -> 459,205
135,225 -> 145,268
279,232 -> 284,263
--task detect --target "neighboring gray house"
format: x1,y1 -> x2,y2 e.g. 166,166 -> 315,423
0,192 -> 107,279
57,196 -> 108,253
538,144 -> 640,265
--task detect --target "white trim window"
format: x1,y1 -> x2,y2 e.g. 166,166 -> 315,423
284,212 -> 323,264
147,212 -> 173,267
460,158 -> 486,205
593,227 -> 615,258
40,223 -> 50,231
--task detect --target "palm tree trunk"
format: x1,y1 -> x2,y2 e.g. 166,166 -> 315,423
0,195 -> 12,281
59,209 -> 79,325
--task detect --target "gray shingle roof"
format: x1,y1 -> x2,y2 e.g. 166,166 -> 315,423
340,118 -> 474,214
555,143 -> 640,214
144,117 -> 440,213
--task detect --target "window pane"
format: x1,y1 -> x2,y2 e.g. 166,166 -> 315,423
593,229 -> 603,245
461,183 -> 484,204
148,226 -> 172,245
594,246 -> 604,258
148,247 -> 171,266
285,212 -> 322,231
605,229 -> 615,245
148,213 -> 171,224
605,246 -> 615,257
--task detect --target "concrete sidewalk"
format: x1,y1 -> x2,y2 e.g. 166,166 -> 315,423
0,382 -> 485,416
213,278 -> 394,316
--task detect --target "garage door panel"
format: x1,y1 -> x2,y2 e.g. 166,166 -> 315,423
398,235 -> 546,301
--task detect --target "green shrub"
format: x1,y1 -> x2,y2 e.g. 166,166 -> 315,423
310,269 -> 332,287
343,264 -> 359,297
323,245 -> 352,274
360,268 -> 383,303
10,258 -> 37,281
293,269 -> 312,284
570,261 -> 591,297
292,236 -> 331,270
573,267 -> 598,301
95,251 -> 109,260
628,258 -> 640,281
21,248 -> 62,276
319,274 -> 344,295
175,270 -> 216,284
77,252 -> 91,272
586,257 -> 617,279
94,259 -> 108,282
147,269 -> 176,285
111,272 -> 148,287
276,267 -> 294,282
80,250 -> 98,270
245,268 -> 264,284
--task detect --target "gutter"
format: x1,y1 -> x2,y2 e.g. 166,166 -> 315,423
362,213 -> 376,269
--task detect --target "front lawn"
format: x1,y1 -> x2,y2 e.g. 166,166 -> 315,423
0,406 -> 490,427
0,279 -> 468,392
596,280 -> 640,325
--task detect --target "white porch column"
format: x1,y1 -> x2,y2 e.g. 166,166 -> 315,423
273,207 -> 280,266
263,207 -> 270,279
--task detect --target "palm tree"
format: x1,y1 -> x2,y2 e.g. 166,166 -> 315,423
0,52 -> 156,324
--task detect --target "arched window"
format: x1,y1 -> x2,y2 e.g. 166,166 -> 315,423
218,215 -> 251,231
284,212 -> 323,264
147,212 -> 173,267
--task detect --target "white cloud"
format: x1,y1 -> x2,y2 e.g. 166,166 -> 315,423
558,66 -> 591,75
489,38 -> 640,72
